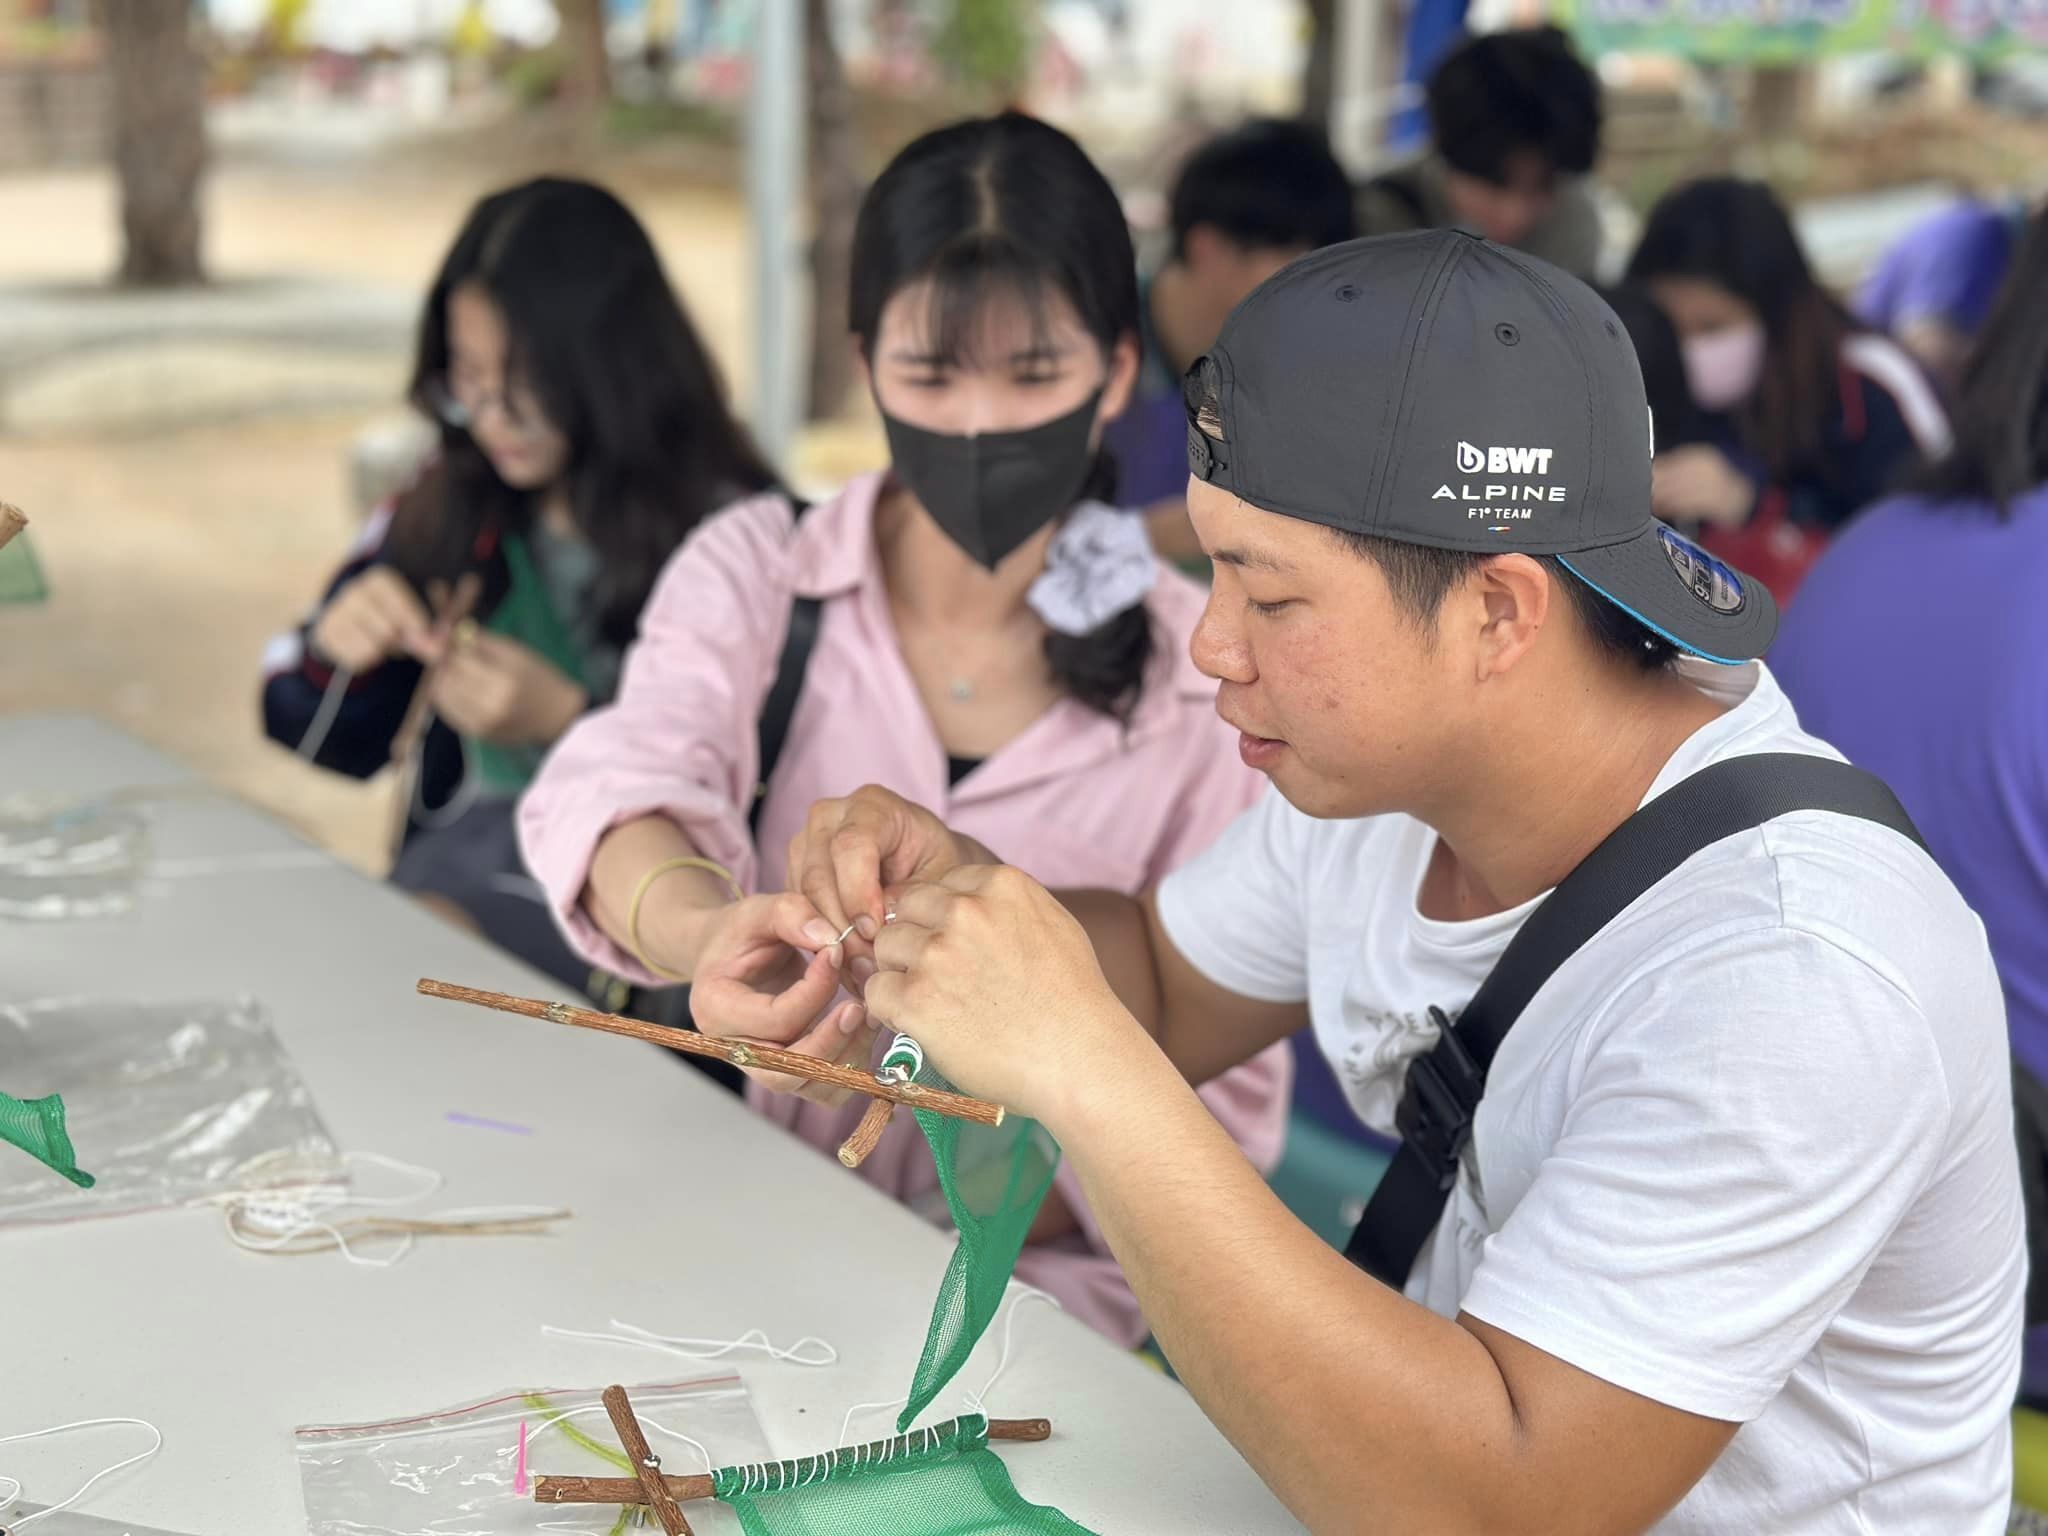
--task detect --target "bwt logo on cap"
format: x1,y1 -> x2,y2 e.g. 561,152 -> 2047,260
1456,441 -> 1555,476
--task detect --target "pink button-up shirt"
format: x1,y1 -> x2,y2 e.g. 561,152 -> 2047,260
520,472 -> 1290,1345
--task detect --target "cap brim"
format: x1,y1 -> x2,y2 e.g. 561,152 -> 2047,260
1556,521 -> 1779,665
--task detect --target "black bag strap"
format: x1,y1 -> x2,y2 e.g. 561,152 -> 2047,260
749,498 -> 821,837
1344,752 -> 1927,1288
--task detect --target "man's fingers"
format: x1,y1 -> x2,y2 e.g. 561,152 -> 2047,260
748,999 -> 872,1103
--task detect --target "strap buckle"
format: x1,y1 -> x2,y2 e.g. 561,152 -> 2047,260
1393,1007 -> 1484,1195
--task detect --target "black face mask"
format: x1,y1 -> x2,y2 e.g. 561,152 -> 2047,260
880,391 -> 1103,570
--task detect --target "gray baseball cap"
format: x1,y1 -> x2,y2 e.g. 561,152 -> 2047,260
1184,229 -> 1778,664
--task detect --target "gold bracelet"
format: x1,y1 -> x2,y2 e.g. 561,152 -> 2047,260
627,855 -> 745,983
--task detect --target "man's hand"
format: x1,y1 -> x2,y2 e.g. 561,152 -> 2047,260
1651,445 -> 1755,528
785,785 -> 995,983
687,891 -> 874,1106
864,864 -> 1148,1123
426,631 -> 587,747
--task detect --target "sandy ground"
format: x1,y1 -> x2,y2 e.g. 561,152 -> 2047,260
0,143 -> 863,873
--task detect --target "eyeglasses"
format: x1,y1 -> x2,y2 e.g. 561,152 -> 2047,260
425,371 -> 548,437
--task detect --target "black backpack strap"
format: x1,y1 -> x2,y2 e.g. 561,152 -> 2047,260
749,498 -> 821,838
1344,752 -> 1926,1288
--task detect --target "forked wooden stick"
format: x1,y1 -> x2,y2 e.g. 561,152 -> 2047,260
416,979 -> 1007,1129
838,1097 -> 898,1168
602,1385 -> 690,1535
533,1417 -> 1054,1507
387,571 -> 483,857
0,504 -> 27,553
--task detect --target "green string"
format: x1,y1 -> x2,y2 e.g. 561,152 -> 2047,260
521,1392 -> 635,1472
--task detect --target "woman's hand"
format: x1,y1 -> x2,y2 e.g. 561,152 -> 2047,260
309,567 -> 431,672
864,864 -> 1145,1126
1652,446 -> 1756,528
686,891 -> 875,1106
785,786 -> 996,984
427,631 -> 588,747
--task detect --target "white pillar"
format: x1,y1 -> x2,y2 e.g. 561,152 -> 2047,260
1330,0 -> 1381,177
747,0 -> 806,467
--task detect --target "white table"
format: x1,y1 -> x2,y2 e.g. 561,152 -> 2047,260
0,716 -> 1302,1535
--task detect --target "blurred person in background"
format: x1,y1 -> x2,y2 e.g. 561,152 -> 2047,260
1627,177 -> 1950,607
1109,117 -> 1355,562
1858,194 -> 2026,395
262,177 -> 781,1001
1774,212 -> 2048,1343
1601,282 -> 1712,454
518,114 -> 1291,1344
1356,25 -> 1605,282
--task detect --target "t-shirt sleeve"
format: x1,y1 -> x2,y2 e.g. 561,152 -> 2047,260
1152,784 -> 1314,1004
1458,925 -> 1952,1423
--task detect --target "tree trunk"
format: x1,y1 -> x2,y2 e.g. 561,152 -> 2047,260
97,0 -> 207,287
805,0 -> 858,422
557,0 -> 611,108
1300,0 -> 1337,126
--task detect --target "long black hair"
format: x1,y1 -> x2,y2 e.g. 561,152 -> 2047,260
384,177 -> 781,647
1912,206 -> 2048,516
1598,282 -> 1710,452
849,112 -> 1152,723
1626,177 -> 1860,488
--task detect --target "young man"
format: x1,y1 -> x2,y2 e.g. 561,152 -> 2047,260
712,232 -> 2024,1533
1359,26 -> 1605,281
1110,117 -> 1354,560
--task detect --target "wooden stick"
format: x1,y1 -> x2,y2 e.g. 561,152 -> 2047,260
417,979 -> 1007,1129
0,503 -> 26,553
837,1097 -> 896,1168
533,1418 -> 1052,1507
602,1385 -> 691,1536
386,571 -> 483,857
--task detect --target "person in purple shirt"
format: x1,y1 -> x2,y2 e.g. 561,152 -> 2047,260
1109,118 -> 1353,563
1773,208 -> 2048,1336
1857,196 -> 2024,393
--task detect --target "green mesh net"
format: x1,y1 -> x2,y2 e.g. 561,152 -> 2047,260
894,1038 -> 1060,1431
712,1413 -> 1096,1536
0,532 -> 48,603
0,1089 -> 94,1188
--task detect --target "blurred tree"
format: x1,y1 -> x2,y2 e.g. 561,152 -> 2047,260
557,0 -> 611,106
806,0 -> 858,421
93,0 -> 208,286
263,0 -> 311,54
935,0 -> 1037,104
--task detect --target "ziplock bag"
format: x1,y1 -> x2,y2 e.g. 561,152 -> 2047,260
295,1376 -> 773,1536
0,996 -> 340,1225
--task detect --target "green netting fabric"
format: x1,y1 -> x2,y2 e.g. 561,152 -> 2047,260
711,1413 -> 1097,1536
0,532 -> 48,603
898,1045 -> 1060,1430
0,1089 -> 94,1187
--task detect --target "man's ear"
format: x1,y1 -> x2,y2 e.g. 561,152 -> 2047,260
1470,554 -> 1553,681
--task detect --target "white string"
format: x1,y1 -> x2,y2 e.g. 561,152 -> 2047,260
0,1417 -> 161,1531
542,1319 -> 838,1368
295,664 -> 355,761
835,1286 -> 1062,1447
211,1151 -> 561,1269
961,1287 -> 1061,1415
639,1419 -> 714,1474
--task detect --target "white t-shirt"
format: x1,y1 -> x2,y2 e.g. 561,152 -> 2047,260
1156,661 -> 2024,1533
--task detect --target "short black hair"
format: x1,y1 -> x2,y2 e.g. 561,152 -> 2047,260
1169,117 -> 1356,261
1427,26 -> 1601,185
1330,529 -> 1679,672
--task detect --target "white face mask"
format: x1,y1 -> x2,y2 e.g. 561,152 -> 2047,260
1682,322 -> 1767,411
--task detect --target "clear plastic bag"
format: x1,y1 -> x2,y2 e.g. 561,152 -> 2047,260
0,996 -> 341,1225
296,1376 -> 775,1536
0,801 -> 149,921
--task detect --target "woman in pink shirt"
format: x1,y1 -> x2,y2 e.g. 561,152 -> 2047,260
519,113 -> 1289,1345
